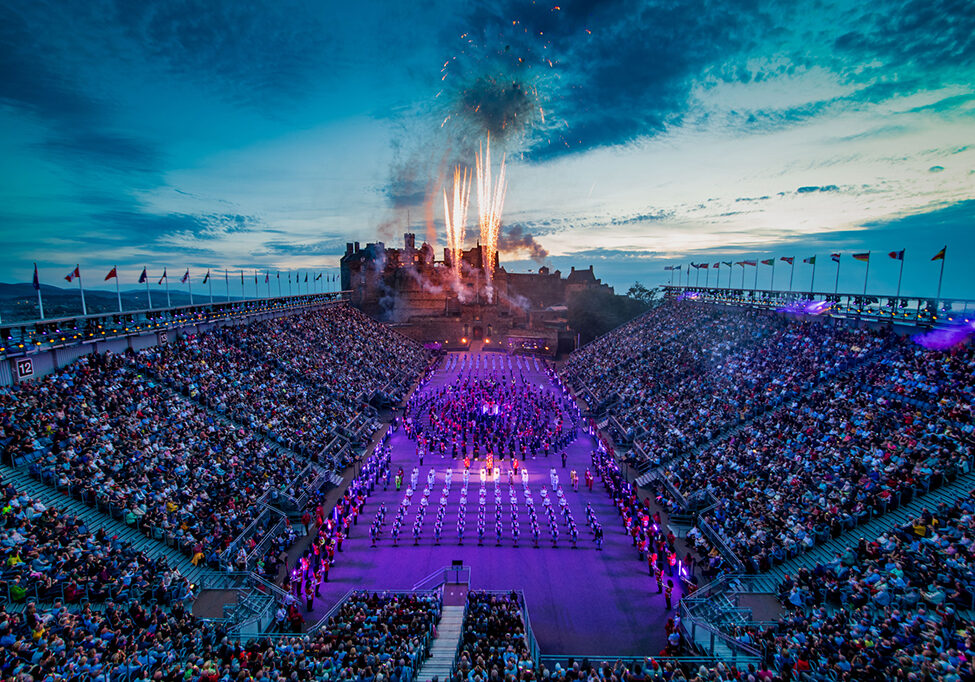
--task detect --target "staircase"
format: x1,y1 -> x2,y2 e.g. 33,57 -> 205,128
0,463 -> 216,586
416,605 -> 465,682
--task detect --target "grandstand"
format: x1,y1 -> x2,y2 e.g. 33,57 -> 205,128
2,289 -> 974,681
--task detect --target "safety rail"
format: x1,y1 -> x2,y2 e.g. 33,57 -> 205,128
411,564 -> 472,591
662,284 -> 975,327
697,518 -> 746,574
1,291 -> 350,358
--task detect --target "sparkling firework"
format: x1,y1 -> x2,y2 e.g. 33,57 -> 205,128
475,135 -> 507,284
443,166 -> 472,278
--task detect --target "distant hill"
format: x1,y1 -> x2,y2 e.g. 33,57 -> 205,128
0,282 -> 242,324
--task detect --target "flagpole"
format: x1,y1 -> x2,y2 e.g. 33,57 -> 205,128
289,272 -> 293,297
753,264 -> 758,290
115,266 -> 122,313
935,249 -> 946,314
145,267 -> 153,309
34,264 -> 45,320
789,261 -> 794,293
705,265 -> 710,288
165,270 -> 171,308
811,259 -> 816,293
278,272 -> 282,298
894,249 -> 905,309
771,260 -> 775,291
241,271 -> 245,300
834,257 -> 840,297
77,269 -> 87,316
225,270 -> 230,303
209,273 -> 213,304
863,251 -> 870,297
188,270 -> 193,305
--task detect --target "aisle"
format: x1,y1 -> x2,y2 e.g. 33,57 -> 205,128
305,351 -> 680,656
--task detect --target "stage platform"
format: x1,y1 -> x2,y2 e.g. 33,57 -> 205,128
303,352 -> 681,656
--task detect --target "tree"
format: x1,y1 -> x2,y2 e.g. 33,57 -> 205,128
626,281 -> 660,306
567,288 -> 648,346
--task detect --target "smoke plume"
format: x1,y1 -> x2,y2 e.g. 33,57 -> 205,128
497,224 -> 548,263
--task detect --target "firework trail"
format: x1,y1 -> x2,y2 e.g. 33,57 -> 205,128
442,165 -> 472,278
475,135 -> 507,287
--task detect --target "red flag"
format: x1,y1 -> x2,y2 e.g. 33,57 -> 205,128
105,267 -> 117,281
65,265 -> 80,282
888,249 -> 904,260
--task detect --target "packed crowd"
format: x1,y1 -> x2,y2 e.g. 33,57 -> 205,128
454,591 -> 533,681
0,352 -> 311,559
766,492 -> 975,680
1,586 -> 441,681
129,305 -> 427,465
663,366 -> 974,572
562,301 -> 888,461
869,337 -> 975,428
1,481 -> 195,606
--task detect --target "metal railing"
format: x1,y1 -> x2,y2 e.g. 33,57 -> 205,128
2,292 -> 350,358
411,564 -> 472,591
662,284 -> 975,327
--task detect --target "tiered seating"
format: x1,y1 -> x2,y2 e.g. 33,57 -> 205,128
562,301 -> 887,461
1,589 -> 442,681
664,365 -> 973,572
1,482 -> 194,605
0,352 -> 310,557
454,591 -> 532,680
130,307 -> 427,464
868,339 -> 975,427
770,492 -> 975,679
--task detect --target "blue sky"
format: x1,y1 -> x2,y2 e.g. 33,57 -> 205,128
1,0 -> 973,299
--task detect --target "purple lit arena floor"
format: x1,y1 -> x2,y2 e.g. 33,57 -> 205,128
305,352 -> 681,656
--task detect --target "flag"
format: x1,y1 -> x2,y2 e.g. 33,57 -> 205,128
780,257 -> 794,265
663,266 -> 674,271
265,272 -> 269,283
181,269 -> 190,283
830,253 -> 840,263
852,252 -> 870,262
240,270 -> 244,284
722,261 -> 732,267
202,270 -> 210,284
138,267 -> 148,284
304,273 -> 308,282
33,263 -> 40,290
254,271 -> 258,284
65,265 -> 80,282
276,271 -> 280,279
735,261 -> 745,267
888,249 -> 904,261
803,256 -> 816,265
288,272 -> 292,282
932,246 -> 946,261
713,263 -> 720,269
315,273 -> 322,280
105,267 -> 117,281
760,259 -> 773,266
743,260 -> 757,267
158,268 -> 167,285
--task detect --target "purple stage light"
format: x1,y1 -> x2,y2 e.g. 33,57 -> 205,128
776,299 -> 833,316
912,323 -> 974,350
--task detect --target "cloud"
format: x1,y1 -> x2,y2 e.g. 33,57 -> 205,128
262,237 -> 351,257
796,185 -> 840,193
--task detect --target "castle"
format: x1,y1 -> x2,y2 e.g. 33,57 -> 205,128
340,234 -> 612,353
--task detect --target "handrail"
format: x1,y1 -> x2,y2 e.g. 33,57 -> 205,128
411,565 -> 471,591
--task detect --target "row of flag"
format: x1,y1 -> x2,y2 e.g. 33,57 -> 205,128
664,247 -> 944,271
28,263 -> 340,322
665,245 -> 950,305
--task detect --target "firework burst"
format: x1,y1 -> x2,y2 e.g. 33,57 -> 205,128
475,135 -> 507,286
443,165 -> 472,278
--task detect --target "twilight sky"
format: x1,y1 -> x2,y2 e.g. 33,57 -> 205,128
1,0 -> 973,299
